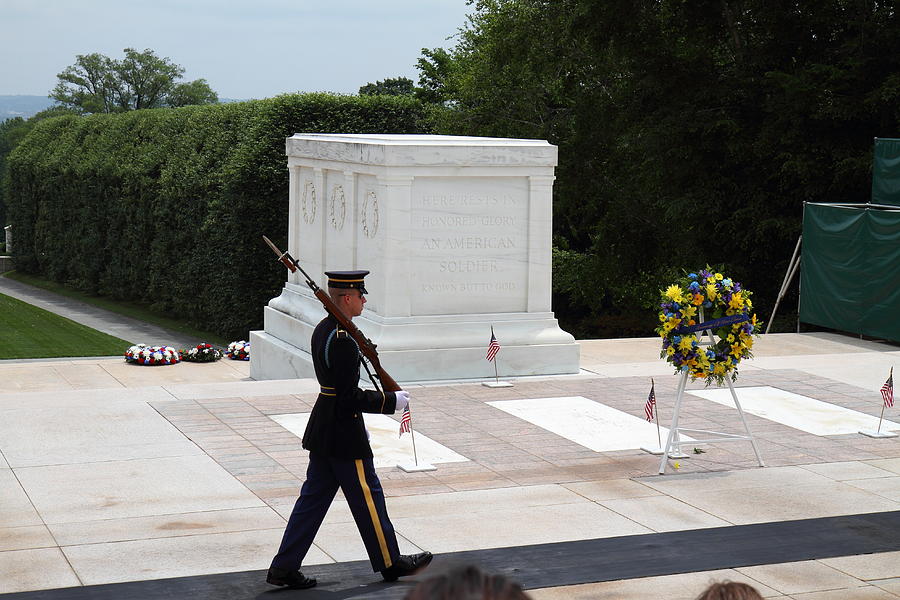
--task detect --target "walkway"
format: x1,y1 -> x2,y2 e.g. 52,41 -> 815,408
2,274 -> 900,597
0,274 -> 202,350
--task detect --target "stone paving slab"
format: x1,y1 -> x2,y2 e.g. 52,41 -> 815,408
0,548 -> 81,595
15,455 -> 265,524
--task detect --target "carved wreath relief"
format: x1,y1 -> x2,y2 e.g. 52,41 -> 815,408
361,190 -> 379,238
301,180 -> 317,224
330,185 -> 346,231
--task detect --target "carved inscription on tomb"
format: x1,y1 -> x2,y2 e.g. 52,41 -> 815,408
411,179 -> 528,313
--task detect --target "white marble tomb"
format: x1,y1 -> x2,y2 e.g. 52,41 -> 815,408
249,134 -> 579,383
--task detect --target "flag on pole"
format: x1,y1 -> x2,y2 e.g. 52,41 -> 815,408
644,381 -> 656,421
486,328 -> 501,362
399,405 -> 412,437
882,370 -> 894,408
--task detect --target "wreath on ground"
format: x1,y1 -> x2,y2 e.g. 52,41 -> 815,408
226,340 -> 250,361
656,268 -> 761,386
124,344 -> 181,366
180,342 -> 223,363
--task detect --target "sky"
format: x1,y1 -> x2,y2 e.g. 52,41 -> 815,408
0,0 -> 472,99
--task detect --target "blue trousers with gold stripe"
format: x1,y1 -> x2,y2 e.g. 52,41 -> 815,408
271,453 -> 400,572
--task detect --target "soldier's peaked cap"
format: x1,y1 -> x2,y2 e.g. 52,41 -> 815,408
325,270 -> 369,294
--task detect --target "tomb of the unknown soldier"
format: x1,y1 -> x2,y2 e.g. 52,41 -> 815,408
250,134 -> 580,383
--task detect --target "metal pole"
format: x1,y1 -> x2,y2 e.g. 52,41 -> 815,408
409,410 -> 420,466
726,377 -> 765,467
766,235 -> 802,334
659,370 -> 688,474
653,378 -> 661,448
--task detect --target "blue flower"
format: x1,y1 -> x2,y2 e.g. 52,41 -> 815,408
688,272 -> 698,279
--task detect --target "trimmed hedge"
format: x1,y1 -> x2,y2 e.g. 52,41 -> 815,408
6,94 -> 432,339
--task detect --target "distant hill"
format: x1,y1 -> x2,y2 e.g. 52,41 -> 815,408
0,95 -> 56,120
0,95 -> 247,122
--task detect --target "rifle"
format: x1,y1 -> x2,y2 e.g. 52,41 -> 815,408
262,236 -> 402,393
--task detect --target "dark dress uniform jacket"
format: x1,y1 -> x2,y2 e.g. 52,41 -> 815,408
302,315 -> 396,459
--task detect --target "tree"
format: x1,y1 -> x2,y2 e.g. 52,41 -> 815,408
51,52 -> 118,113
415,48 -> 457,104
421,0 -> 900,337
114,47 -> 184,110
359,77 -> 416,96
0,106 -> 80,225
167,79 -> 219,107
50,48 -> 218,113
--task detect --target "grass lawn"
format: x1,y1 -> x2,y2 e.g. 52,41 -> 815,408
0,292 -> 132,359
3,271 -> 229,346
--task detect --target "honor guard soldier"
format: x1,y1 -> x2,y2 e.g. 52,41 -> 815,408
267,270 -> 433,589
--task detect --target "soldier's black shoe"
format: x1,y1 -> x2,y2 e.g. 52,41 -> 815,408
266,567 -> 317,589
381,552 -> 434,582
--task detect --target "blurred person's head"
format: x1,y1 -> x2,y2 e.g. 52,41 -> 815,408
696,581 -> 764,600
404,564 -> 530,600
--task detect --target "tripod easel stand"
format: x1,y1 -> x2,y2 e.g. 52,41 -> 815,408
659,309 -> 766,474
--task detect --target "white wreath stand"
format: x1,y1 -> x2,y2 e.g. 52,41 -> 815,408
658,309 -> 766,474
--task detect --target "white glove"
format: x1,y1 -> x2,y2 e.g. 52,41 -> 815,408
394,390 -> 410,411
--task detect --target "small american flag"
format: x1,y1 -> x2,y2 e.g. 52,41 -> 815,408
644,381 -> 656,421
399,405 -> 412,437
486,328 -> 501,362
882,369 -> 894,408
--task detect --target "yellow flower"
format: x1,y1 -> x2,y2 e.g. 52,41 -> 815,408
751,314 -> 757,325
746,299 -> 753,309
715,273 -> 724,281
713,363 -> 726,375
665,285 -> 685,302
727,334 -> 735,342
730,342 -> 742,357
729,292 -> 744,310
705,284 -> 717,300
678,337 -> 694,352
666,346 -> 676,356
681,305 -> 697,318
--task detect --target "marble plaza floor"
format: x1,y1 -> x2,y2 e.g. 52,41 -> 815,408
2,332 -> 900,598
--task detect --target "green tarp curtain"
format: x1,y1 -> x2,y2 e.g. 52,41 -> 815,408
872,138 -> 900,207
800,203 -> 900,342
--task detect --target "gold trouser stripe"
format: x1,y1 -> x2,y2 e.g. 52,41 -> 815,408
355,459 -> 392,568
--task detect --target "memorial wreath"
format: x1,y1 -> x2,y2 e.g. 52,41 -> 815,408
124,344 -> 181,365
226,340 -> 251,361
656,268 -> 761,386
180,342 -> 223,363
